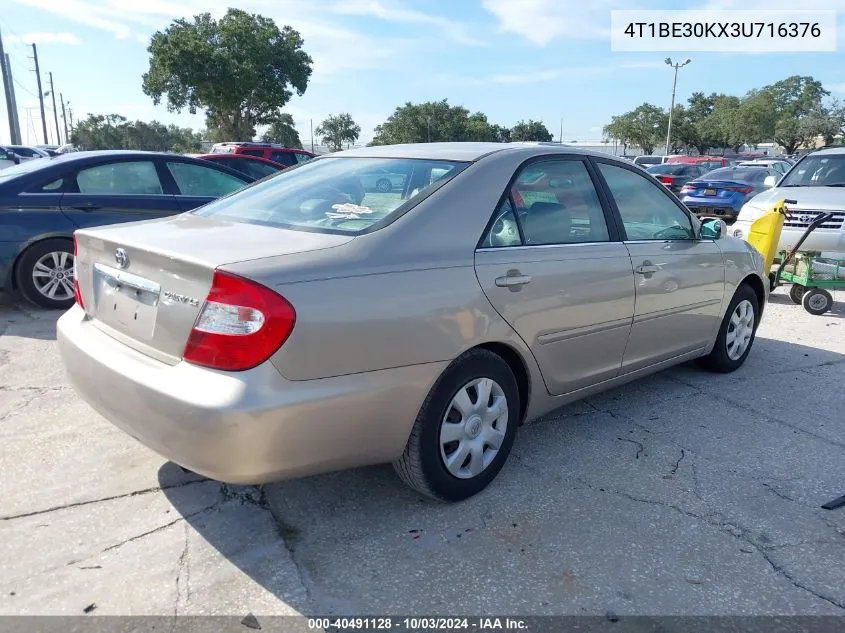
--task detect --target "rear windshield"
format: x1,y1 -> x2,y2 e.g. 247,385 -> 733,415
192,157 -> 468,234
698,167 -> 770,183
634,157 -> 661,164
779,154 -> 845,187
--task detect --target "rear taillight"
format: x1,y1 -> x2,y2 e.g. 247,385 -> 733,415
726,186 -> 753,194
680,185 -> 694,194
660,176 -> 675,185
183,270 -> 296,371
72,233 -> 84,309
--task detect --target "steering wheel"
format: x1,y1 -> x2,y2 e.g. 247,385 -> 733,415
485,206 -> 520,247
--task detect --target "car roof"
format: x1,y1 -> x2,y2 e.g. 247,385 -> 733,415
327,142 -> 619,162
808,146 -> 845,156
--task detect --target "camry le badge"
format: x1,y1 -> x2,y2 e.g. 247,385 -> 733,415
163,291 -> 201,307
114,248 -> 129,269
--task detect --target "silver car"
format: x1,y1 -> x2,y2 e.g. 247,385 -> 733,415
732,147 -> 845,254
58,143 -> 768,501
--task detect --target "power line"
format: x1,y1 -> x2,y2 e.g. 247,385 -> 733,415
13,75 -> 36,97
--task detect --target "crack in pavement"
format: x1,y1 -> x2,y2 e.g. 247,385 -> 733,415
580,480 -> 845,611
0,478 -> 208,521
174,522 -> 191,616
670,449 -> 686,475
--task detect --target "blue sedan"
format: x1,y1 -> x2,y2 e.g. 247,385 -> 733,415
0,151 -> 254,309
681,166 -> 778,221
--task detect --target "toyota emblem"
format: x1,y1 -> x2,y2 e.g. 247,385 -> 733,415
798,215 -> 812,223
114,248 -> 129,269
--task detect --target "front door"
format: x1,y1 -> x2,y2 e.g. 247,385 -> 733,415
60,159 -> 178,229
475,157 -> 636,396
594,160 -> 725,372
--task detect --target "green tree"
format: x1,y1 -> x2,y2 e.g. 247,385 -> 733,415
510,119 -> 553,142
605,104 -> 666,155
70,114 -> 202,152
261,113 -> 302,148
142,8 -> 312,142
489,123 -> 511,143
370,100 -> 492,145
603,114 -> 635,154
70,114 -> 129,150
316,113 -> 361,151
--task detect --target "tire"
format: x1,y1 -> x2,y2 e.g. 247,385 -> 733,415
375,178 -> 391,193
15,238 -> 75,310
788,284 -> 806,304
700,283 -> 760,373
393,349 -> 520,502
801,288 -> 833,316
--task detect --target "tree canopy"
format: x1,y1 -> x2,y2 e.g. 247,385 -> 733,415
510,119 -> 553,142
604,75 -> 842,155
70,114 -> 203,153
261,113 -> 302,148
142,8 -> 312,142
316,113 -> 361,151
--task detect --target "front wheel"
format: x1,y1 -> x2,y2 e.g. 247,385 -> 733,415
802,288 -> 833,316
393,349 -> 520,502
16,238 -> 76,310
700,284 -> 759,373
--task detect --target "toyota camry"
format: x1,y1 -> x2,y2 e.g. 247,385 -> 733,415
58,142 -> 768,501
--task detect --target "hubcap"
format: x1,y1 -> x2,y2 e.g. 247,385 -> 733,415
439,378 -> 508,479
726,299 -> 755,361
32,251 -> 75,301
807,293 -> 828,311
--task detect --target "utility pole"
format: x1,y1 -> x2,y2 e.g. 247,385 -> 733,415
664,57 -> 691,157
68,106 -> 74,131
559,117 -> 563,144
31,43 -> 48,144
0,29 -> 22,144
310,118 -> 314,153
60,92 -> 68,144
3,53 -> 22,144
47,72 -> 60,145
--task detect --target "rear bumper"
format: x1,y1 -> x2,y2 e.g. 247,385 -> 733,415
57,305 -> 445,484
731,222 -> 845,255
684,198 -> 741,219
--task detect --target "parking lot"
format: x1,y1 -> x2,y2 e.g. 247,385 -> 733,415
1,288 -> 844,617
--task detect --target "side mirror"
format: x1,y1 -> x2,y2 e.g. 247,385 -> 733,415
764,175 -> 777,188
700,217 -> 726,239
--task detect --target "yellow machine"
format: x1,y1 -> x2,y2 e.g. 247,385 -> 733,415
745,198 -> 788,274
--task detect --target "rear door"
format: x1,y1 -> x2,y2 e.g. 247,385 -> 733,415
60,158 -> 178,229
475,157 -> 635,396
593,159 -> 725,372
163,160 -> 251,211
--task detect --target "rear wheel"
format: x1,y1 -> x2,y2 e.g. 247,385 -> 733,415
393,349 -> 520,501
788,284 -> 806,304
16,239 -> 75,310
700,283 -> 759,373
802,288 -> 833,316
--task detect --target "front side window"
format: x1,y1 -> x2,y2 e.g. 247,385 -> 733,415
166,162 -> 248,197
510,159 -> 610,245
598,162 -> 695,241
193,157 -> 467,234
76,161 -> 163,195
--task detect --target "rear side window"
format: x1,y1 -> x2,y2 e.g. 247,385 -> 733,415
270,151 -> 297,167
241,149 -> 263,157
294,152 -> 312,164
76,161 -> 163,195
166,162 -> 248,197
244,160 -> 280,180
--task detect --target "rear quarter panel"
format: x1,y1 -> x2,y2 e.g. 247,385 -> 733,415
715,236 -> 768,318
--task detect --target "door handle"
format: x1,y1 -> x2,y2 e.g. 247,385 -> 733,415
635,264 -> 660,274
495,273 -> 532,288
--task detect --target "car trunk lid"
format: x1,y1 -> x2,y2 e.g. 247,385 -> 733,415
74,213 -> 353,363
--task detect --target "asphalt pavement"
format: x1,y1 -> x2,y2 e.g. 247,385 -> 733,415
1,289 -> 844,617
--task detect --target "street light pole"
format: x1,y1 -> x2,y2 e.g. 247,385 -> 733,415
664,57 -> 691,156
